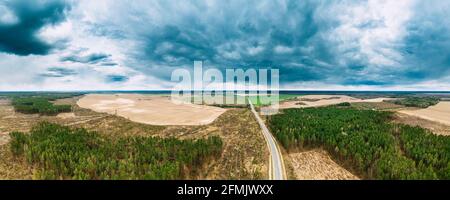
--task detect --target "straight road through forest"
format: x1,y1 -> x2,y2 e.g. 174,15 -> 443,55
248,100 -> 286,180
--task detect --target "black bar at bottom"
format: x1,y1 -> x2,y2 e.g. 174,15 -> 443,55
1,180 -> 449,199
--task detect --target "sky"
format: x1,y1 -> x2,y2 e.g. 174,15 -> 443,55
0,0 -> 449,91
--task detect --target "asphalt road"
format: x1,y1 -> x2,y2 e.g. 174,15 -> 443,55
248,100 -> 286,180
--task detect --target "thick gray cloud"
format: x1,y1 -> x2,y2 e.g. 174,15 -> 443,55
1,0 -> 450,90
103,0 -> 449,87
0,0 -> 70,55
398,1 -> 450,82
106,75 -> 128,83
132,0 -> 334,84
40,67 -> 77,77
61,52 -> 111,64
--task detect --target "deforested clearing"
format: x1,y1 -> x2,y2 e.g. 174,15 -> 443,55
398,102 -> 450,126
394,113 -> 450,136
77,94 -> 226,126
288,149 -> 359,180
277,95 -> 397,109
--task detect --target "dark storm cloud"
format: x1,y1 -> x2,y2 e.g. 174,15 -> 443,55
106,75 -> 128,82
100,62 -> 118,67
40,67 -> 77,77
61,53 -> 112,64
332,0 -> 450,87
397,1 -> 450,82
342,79 -> 389,86
130,0 -> 336,85
3,0 -> 449,89
0,0 -> 70,55
106,0 -> 447,87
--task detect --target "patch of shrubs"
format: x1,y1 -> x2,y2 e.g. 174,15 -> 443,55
12,97 -> 71,115
387,97 -> 440,108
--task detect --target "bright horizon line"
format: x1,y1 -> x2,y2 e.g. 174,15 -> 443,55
1,89 -> 450,93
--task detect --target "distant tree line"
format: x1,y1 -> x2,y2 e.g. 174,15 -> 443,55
1,92 -> 83,99
336,102 -> 351,107
268,106 -> 450,180
10,122 -> 223,180
386,97 -> 440,108
11,97 -> 72,115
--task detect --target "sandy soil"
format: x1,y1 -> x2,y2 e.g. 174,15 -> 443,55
0,99 -> 40,142
200,109 -> 269,180
394,113 -> 450,136
351,101 -> 405,111
0,145 -> 33,180
287,149 -> 359,180
397,102 -> 450,127
277,95 -> 396,109
77,94 -> 226,126
57,112 -> 76,119
0,132 -> 9,146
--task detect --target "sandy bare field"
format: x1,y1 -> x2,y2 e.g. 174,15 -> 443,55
0,132 -> 8,146
394,113 -> 450,136
288,149 -> 359,180
57,112 -> 76,119
77,94 -> 226,125
277,95 -> 396,109
398,102 -> 450,126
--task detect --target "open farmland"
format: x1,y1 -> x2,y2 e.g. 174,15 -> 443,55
350,101 -> 405,111
398,102 -> 450,126
394,113 -> 450,136
77,94 -> 226,126
274,95 -> 397,109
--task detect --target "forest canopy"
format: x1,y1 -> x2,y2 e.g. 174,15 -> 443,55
9,122 -> 223,180
11,97 -> 72,115
268,106 -> 450,180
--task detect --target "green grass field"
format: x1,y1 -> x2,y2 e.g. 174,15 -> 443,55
246,94 -> 299,106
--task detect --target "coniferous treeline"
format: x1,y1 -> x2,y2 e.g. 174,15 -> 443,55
10,122 -> 223,180
11,97 -> 72,115
387,97 -> 440,108
397,126 -> 450,179
268,106 -> 450,180
0,92 -> 82,99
